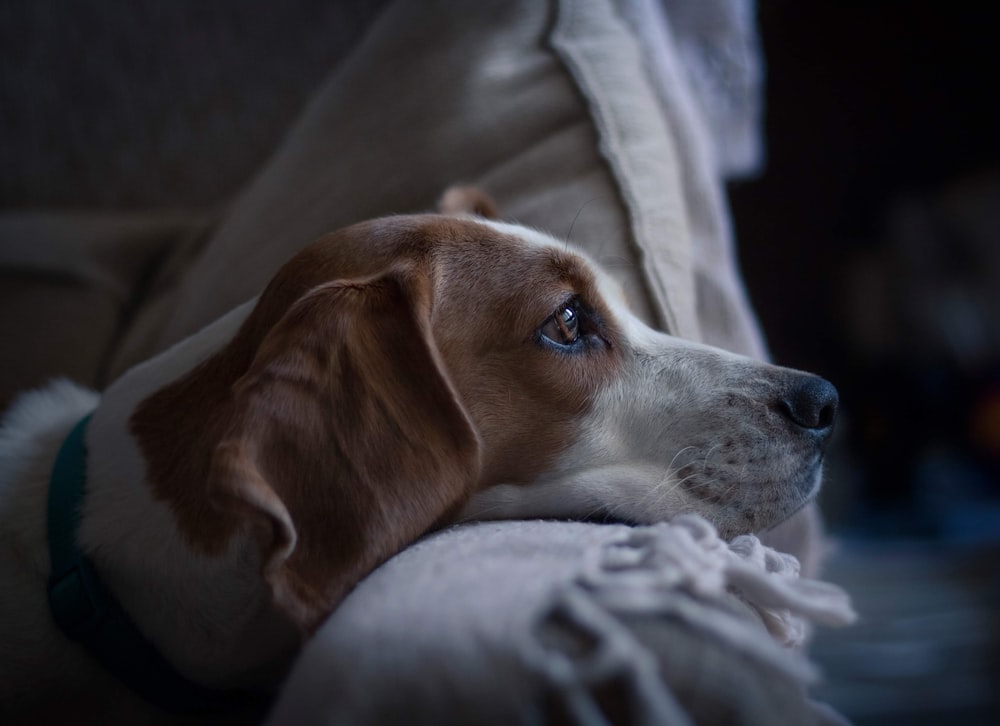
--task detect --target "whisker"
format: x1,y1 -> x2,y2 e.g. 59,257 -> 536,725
715,479 -> 741,501
629,445 -> 698,513
702,443 -> 722,470
667,445 -> 697,474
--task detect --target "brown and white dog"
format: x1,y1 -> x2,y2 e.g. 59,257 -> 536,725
0,190 -> 837,721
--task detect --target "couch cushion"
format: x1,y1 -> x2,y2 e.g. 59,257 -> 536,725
148,0 -> 702,359
0,212 -> 204,409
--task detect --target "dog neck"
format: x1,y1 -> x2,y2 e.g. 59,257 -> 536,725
80,300 -> 301,689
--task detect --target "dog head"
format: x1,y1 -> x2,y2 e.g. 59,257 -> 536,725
131,189 -> 836,631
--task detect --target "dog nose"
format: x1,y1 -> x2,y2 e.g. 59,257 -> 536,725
778,374 -> 839,434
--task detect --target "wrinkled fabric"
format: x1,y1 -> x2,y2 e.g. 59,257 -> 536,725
268,517 -> 854,725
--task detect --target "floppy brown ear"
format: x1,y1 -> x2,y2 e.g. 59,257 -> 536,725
438,185 -> 500,220
208,267 -> 481,631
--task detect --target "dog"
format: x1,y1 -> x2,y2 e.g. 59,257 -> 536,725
0,189 -> 837,722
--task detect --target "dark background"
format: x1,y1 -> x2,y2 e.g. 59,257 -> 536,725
731,2 -> 1000,542
730,4 -> 1000,723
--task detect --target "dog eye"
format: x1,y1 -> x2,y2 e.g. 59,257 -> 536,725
540,300 -> 580,346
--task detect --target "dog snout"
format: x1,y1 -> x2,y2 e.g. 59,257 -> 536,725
776,373 -> 839,438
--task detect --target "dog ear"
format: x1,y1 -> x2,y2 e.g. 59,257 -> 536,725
207,267 -> 481,631
438,185 -> 500,220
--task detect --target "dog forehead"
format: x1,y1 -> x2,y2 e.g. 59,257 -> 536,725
473,219 -> 565,252
422,217 -> 589,289
426,217 -> 650,339
424,216 -> 566,261
452,218 -> 616,289
472,218 -> 632,312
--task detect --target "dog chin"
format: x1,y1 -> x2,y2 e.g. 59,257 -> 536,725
795,460 -> 825,504
703,460 -> 826,540
764,463 -> 825,532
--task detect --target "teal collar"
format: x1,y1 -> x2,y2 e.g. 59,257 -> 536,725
47,413 -> 270,715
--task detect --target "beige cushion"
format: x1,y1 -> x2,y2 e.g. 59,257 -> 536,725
0,212 -> 205,410
148,0 -> 703,361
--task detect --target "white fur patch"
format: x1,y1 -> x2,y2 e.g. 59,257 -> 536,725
0,379 -> 99,504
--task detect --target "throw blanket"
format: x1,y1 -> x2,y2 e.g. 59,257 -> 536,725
268,516 -> 855,725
